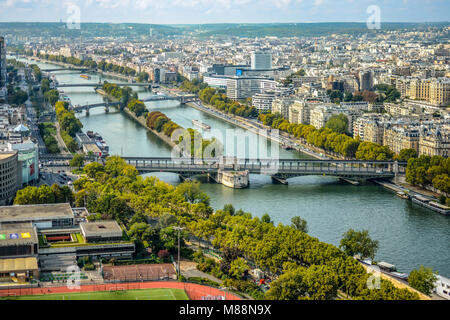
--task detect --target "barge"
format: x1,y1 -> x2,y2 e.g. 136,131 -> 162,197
192,120 -> 211,130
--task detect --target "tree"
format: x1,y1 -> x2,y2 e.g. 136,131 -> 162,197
325,114 -> 349,134
339,229 -> 379,259
291,216 -> 308,233
223,204 -> 235,216
408,266 -> 437,295
83,162 -> 105,178
175,181 -> 210,205
229,257 -> 250,279
265,268 -> 307,300
303,265 -> 339,300
397,148 -> 418,161
261,213 -> 272,224
69,154 -> 85,168
44,89 -> 59,106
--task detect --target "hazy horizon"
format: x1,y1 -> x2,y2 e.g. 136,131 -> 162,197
0,0 -> 448,25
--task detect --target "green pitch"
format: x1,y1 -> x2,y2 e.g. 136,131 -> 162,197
2,288 -> 189,300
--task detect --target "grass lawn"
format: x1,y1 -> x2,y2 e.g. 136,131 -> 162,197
2,288 -> 189,300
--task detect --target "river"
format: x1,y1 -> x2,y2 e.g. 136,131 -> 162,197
18,57 -> 450,277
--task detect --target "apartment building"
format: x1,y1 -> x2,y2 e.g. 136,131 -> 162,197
288,100 -> 311,125
419,128 -> 450,157
252,92 -> 275,113
272,98 -> 293,119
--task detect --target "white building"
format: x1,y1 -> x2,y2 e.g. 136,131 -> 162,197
251,52 -> 272,70
289,100 -> 311,125
252,92 -> 275,113
272,98 -> 292,119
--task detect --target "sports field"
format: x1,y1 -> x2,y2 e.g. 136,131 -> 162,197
1,288 -> 189,300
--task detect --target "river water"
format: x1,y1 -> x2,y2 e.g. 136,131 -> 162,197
20,57 -> 450,277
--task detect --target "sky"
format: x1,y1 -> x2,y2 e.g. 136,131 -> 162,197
0,0 -> 448,24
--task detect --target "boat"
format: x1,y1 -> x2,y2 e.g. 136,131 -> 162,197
411,195 -> 450,215
396,191 -> 409,199
192,120 -> 211,130
377,261 -> 397,272
80,74 -> 91,80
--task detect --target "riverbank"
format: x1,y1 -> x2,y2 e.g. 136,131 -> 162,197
122,108 -> 176,149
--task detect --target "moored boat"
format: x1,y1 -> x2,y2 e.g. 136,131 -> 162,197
192,119 -> 211,130
411,195 -> 450,215
396,191 -> 409,199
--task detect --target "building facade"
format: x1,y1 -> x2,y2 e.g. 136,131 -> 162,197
0,151 -> 21,206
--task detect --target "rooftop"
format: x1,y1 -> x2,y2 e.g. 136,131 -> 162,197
0,203 -> 74,223
80,220 -> 123,238
0,223 -> 38,247
0,257 -> 38,272
0,151 -> 17,161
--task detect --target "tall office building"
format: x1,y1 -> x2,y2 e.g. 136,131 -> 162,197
251,52 -> 272,70
358,70 -> 373,91
0,37 -> 6,89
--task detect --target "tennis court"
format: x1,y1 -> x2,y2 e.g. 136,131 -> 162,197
2,288 -> 189,300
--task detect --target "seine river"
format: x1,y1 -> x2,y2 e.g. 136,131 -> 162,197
20,57 -> 450,277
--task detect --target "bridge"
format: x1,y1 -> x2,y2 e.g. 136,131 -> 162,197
40,155 -> 404,186
42,67 -> 95,72
71,95 -> 198,113
55,82 -> 153,88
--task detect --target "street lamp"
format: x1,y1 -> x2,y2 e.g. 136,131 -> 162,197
173,226 -> 185,279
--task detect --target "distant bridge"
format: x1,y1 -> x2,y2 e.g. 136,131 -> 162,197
71,95 -> 198,113
42,67 -> 95,72
40,155 -> 404,184
55,82 -> 153,88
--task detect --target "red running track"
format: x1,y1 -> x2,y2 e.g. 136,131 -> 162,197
0,281 -> 243,300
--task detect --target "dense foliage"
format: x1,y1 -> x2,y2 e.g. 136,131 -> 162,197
406,155 -> 450,199
145,111 -> 221,158
38,122 -> 60,153
55,101 -> 83,152
127,98 -> 148,117
102,82 -> 136,107
14,184 -> 73,205
408,266 -> 438,295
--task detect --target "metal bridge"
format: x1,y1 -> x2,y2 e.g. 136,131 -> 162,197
40,155 -> 404,183
42,67 -> 95,72
55,82 -> 153,88
70,95 -> 198,113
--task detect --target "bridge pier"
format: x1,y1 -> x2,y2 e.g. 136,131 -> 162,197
271,176 -> 288,185
339,178 -> 361,185
85,109 -> 90,116
105,107 -> 109,113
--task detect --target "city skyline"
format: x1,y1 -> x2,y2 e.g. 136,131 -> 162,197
0,0 -> 449,24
